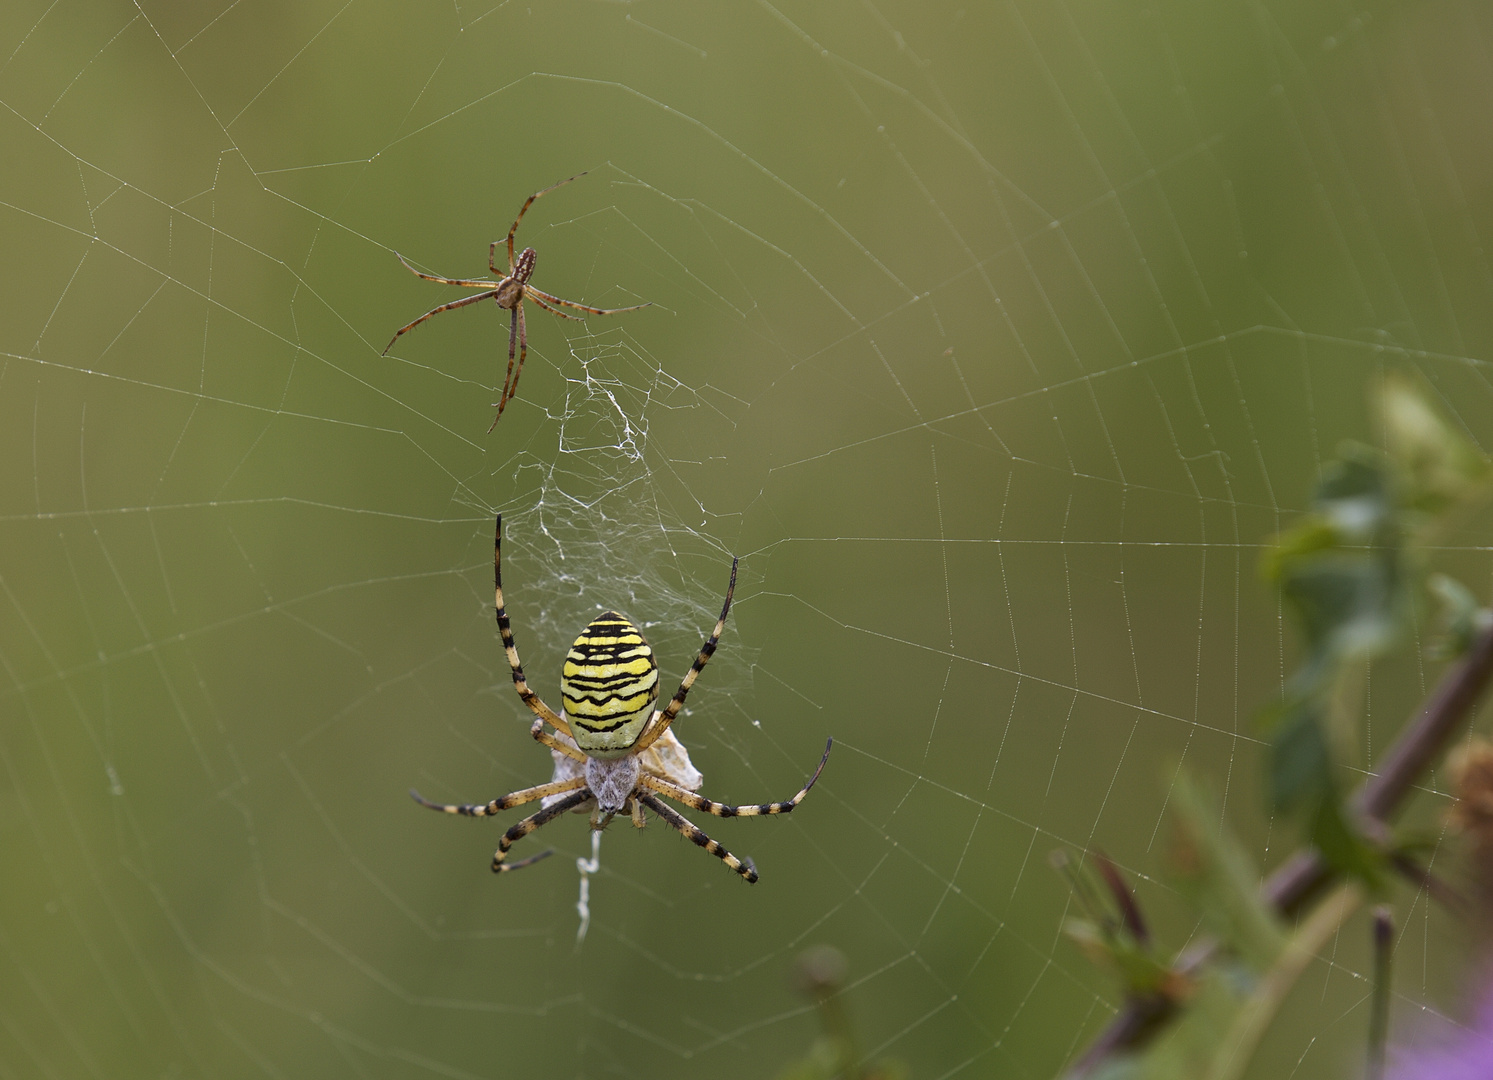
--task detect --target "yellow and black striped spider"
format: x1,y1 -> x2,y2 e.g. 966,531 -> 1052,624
382,172 -> 650,429
410,515 -> 832,883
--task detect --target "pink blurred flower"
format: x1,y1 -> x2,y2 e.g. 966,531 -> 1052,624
1388,985 -> 1493,1080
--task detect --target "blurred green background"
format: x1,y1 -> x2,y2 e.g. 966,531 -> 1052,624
4,0 -> 1493,1076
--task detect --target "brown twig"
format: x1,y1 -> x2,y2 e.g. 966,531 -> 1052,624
1066,619 -> 1493,1076
1093,850 -> 1150,945
1389,853 -> 1471,919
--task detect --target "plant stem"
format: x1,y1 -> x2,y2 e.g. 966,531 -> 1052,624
1214,884 -> 1362,1080
1367,906 -> 1393,1080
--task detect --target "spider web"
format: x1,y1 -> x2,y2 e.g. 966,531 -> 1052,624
3,0 -> 1491,1077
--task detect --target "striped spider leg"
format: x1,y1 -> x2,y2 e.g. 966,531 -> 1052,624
636,741 -> 833,882
382,171 -> 650,428
410,515 -> 832,881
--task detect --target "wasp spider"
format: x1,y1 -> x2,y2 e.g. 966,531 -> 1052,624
410,515 -> 833,883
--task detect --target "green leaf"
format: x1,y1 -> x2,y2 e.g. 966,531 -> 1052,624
1263,447 -> 1406,667
1062,916 -> 1176,999
1092,968 -> 1254,1080
1258,518 -> 1337,583
1257,701 -> 1385,887
1314,447 -> 1394,539
1089,885 -> 1361,1080
1167,771 -> 1285,973
1308,794 -> 1385,890
1379,373 -> 1492,516
1279,552 -> 1401,662
775,1039 -> 840,1080
1427,572 -> 1493,660
1055,851 -> 1178,1000
1259,697 -> 1331,814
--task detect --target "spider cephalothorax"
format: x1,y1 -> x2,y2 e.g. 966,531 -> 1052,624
410,515 -> 832,883
584,754 -> 641,819
492,248 -> 535,310
383,173 -> 649,428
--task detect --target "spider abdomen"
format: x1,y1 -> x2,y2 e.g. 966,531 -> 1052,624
513,246 -> 536,284
562,612 -> 660,756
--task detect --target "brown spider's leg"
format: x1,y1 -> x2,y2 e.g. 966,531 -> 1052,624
493,788 -> 594,873
506,171 -> 589,276
410,775 -> 586,817
632,558 -> 738,754
641,738 -> 832,817
531,717 -> 586,762
488,303 -> 524,431
629,798 -> 647,828
505,302 -> 528,407
524,285 -> 651,316
493,515 -> 571,735
383,289 -> 500,355
638,793 -> 758,883
523,289 -> 586,322
394,252 -> 498,288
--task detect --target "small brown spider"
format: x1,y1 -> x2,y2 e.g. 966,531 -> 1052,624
382,172 -> 650,428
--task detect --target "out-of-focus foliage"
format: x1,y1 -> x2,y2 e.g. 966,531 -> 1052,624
1076,775 -> 1360,1080
1056,849 -> 1187,1006
775,946 -> 907,1080
1166,775 -> 1284,975
1063,377 -> 1493,1078
1427,574 -> 1493,661
1259,376 -> 1491,882
1380,376 -> 1492,522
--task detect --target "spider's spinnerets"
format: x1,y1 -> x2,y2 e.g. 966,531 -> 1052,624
562,612 -> 660,756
